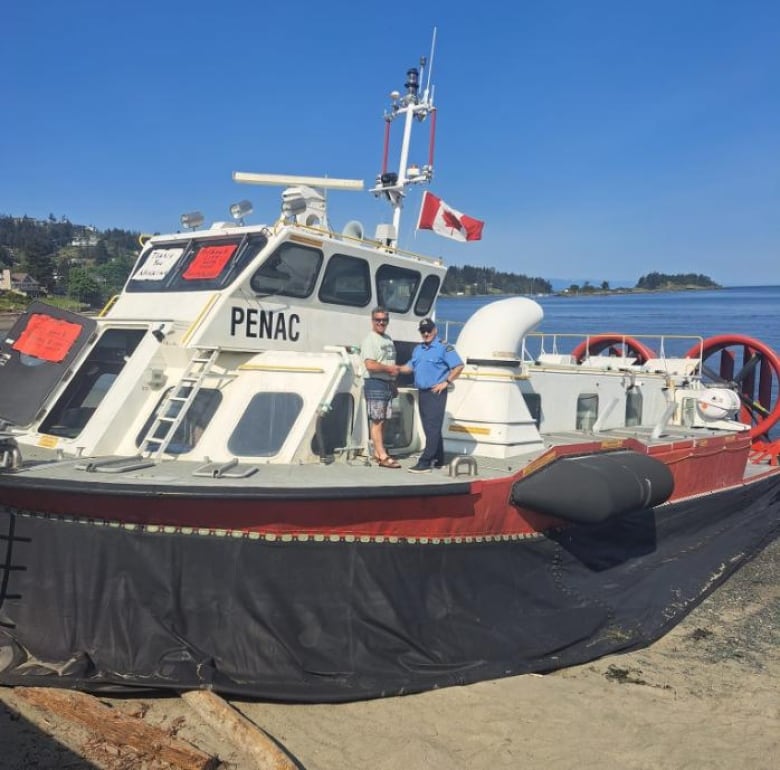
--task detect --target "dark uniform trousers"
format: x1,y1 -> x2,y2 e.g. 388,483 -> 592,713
418,388 -> 447,467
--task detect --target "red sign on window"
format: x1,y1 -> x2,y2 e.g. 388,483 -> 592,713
11,314 -> 82,363
182,244 -> 237,280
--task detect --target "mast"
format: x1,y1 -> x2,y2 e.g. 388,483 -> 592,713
370,32 -> 438,247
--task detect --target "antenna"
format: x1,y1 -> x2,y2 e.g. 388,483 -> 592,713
369,36 -> 438,247
423,27 -> 437,103
232,173 -> 363,231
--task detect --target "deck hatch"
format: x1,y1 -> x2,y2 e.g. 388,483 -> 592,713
74,456 -> 156,473
0,303 -> 97,427
193,459 -> 258,478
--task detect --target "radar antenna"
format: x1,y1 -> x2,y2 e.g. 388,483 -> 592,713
232,172 -> 364,230
232,173 -> 364,191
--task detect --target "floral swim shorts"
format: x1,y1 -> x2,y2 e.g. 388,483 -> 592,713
364,378 -> 393,421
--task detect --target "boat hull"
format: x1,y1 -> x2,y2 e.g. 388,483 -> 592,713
0,473 -> 778,701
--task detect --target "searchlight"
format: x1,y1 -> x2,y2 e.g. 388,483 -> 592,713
229,199 -> 253,225
180,211 -> 204,231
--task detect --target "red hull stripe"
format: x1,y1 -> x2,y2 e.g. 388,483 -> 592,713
0,434 -> 756,539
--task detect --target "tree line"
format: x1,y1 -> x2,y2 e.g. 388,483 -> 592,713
0,214 -> 139,306
1,215 -> 720,308
442,265 -> 552,296
635,272 -> 720,290
2,218 -> 557,304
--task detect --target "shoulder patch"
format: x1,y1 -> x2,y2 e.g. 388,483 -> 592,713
445,344 -> 455,352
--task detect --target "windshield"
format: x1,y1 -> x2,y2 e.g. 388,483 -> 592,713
126,234 -> 267,292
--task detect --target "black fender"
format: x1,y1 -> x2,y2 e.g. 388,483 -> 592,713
511,450 -> 674,524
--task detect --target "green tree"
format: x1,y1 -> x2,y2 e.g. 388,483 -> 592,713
636,272 -> 719,290
440,264 -> 551,296
68,267 -> 102,306
95,255 -> 134,295
21,233 -> 56,289
90,239 -> 111,265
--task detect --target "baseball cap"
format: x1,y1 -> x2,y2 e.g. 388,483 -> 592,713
418,318 -> 436,332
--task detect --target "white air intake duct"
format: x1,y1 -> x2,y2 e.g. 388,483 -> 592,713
456,297 -> 544,363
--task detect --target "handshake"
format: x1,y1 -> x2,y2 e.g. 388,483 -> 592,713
387,364 -> 411,378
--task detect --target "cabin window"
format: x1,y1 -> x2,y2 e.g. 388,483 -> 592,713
228,392 -> 303,456
523,392 -> 542,428
625,387 -> 643,426
414,274 -> 441,316
376,265 -> 421,313
318,254 -> 371,307
576,393 -> 599,431
135,388 -> 222,454
126,235 -> 267,293
682,397 -> 697,427
311,392 -> 354,457
250,243 -> 323,298
40,329 -> 147,438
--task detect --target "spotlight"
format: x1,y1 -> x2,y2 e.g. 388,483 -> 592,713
229,199 -> 253,225
180,211 -> 204,231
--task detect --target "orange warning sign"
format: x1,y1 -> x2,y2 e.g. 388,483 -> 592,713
182,244 -> 237,280
11,314 -> 82,363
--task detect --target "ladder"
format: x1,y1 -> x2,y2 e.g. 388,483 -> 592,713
140,348 -> 219,459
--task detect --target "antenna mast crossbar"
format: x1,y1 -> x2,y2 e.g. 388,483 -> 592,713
369,28 -> 438,246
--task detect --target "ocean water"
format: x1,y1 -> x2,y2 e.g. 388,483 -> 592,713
437,285 -> 780,353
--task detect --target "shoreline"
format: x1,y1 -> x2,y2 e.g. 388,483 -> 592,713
440,285 -> 723,299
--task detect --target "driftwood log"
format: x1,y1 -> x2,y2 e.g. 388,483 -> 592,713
181,690 -> 297,770
14,687 -> 219,770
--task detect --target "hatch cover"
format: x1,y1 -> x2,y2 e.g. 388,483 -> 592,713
0,302 -> 97,426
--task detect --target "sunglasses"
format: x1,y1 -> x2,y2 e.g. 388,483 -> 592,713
420,328 -> 434,335
373,317 -> 389,324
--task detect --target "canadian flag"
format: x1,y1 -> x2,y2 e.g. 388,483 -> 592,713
416,191 -> 484,242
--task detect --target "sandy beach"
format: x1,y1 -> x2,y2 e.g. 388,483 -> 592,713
1,534 -> 777,770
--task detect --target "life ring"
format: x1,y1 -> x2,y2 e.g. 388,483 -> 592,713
684,334 -> 780,441
572,335 -> 656,365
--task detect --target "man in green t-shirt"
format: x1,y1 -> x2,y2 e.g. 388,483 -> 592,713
361,307 -> 401,468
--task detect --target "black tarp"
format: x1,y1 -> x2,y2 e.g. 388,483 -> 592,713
0,473 -> 778,701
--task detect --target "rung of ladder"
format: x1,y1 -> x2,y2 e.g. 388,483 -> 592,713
139,348 -> 219,458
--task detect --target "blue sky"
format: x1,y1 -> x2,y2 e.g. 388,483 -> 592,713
2,1 -> 778,286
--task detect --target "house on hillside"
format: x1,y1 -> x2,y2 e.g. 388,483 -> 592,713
0,269 -> 45,297
71,225 -> 98,247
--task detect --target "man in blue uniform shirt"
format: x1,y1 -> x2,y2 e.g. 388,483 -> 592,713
399,318 -> 464,473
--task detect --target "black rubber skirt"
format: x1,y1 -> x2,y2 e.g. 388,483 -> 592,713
0,474 -> 778,702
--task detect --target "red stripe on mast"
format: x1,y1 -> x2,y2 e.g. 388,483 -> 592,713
381,120 -> 391,175
427,108 -> 437,169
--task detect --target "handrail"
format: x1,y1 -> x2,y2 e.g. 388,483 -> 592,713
435,320 -> 706,375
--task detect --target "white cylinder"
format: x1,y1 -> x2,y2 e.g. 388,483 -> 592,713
696,387 -> 741,420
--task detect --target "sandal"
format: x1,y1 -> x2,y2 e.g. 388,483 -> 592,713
377,456 -> 401,468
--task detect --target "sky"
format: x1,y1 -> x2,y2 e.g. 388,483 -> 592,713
2,0 -> 778,286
